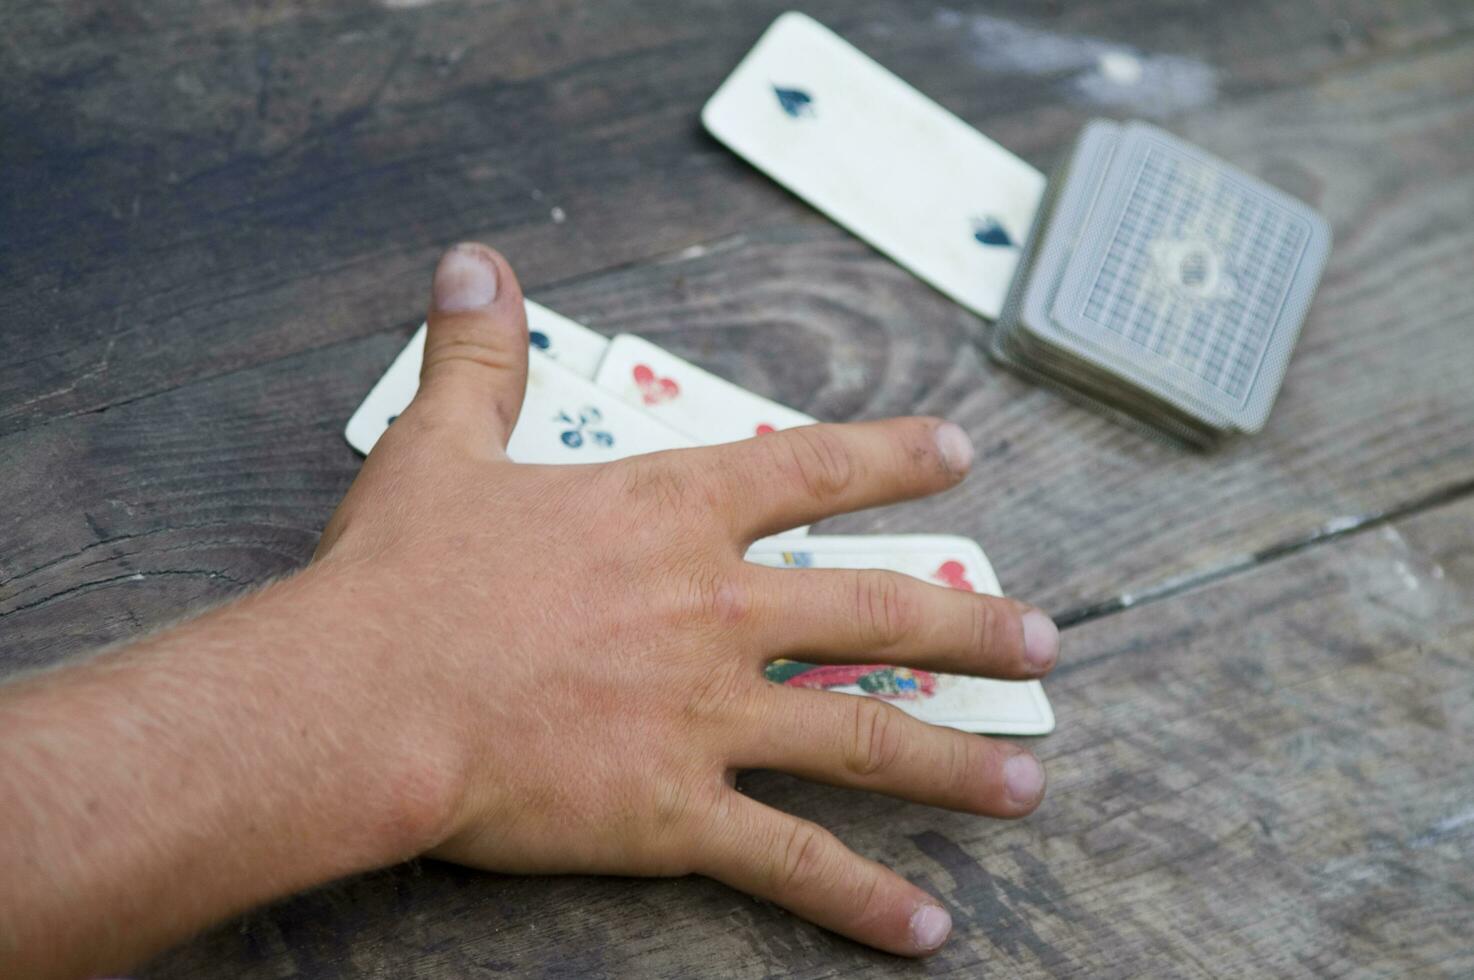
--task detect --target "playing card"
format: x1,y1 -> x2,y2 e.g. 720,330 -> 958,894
523,301 -> 614,379
702,11 -> 1046,319
344,300 -> 611,455
344,323 -> 425,456
506,350 -> 695,464
744,535 -> 1055,735
593,333 -> 817,444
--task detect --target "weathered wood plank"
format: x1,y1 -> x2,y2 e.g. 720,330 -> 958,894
137,489 -> 1474,978
4,30 -> 1474,658
0,335 -> 368,669
3,0 -> 1472,435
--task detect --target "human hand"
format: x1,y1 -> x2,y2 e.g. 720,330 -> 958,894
313,243 -> 1060,957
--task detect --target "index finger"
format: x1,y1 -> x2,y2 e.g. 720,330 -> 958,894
686,418 -> 974,541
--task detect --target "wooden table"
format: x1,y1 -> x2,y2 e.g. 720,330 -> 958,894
4,1 -> 1472,975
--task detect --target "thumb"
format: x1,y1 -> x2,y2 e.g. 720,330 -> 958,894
415,242 -> 529,452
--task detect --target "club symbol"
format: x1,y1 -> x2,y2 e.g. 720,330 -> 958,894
773,85 -> 815,118
557,406 -> 615,449
971,214 -> 1015,249
529,330 -> 551,351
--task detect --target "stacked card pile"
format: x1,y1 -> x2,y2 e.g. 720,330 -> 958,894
345,306 -> 1053,735
990,120 -> 1333,446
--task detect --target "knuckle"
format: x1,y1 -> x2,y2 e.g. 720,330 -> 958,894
846,698 -> 906,777
779,427 -> 856,504
424,344 -> 520,375
850,866 -> 888,932
422,309 -> 526,374
650,774 -> 702,834
776,820 -> 831,893
708,573 -> 752,628
969,597 -> 1001,657
616,456 -> 695,514
944,734 -> 980,802
646,775 -> 728,877
854,571 -> 919,650
682,662 -> 751,727
678,564 -> 751,630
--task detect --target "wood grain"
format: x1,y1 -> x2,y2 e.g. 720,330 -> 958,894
0,338 -> 365,669
137,492 -> 1474,978
3,0 -> 1472,434
8,29 -> 1473,658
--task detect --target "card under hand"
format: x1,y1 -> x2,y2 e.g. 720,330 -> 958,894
594,333 -> 816,537
344,301 -> 611,455
703,11 -> 1046,320
507,350 -> 695,464
593,333 -> 817,445
744,534 -> 1055,736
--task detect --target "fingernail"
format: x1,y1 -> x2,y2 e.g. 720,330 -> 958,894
934,422 -> 974,476
909,903 -> 952,951
1022,610 -> 1059,672
433,244 -> 499,312
1004,753 -> 1045,806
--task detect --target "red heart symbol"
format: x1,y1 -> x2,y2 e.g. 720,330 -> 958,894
755,423 -> 776,435
932,560 -> 975,592
632,364 -> 679,406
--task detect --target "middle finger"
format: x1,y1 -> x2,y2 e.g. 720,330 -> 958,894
733,686 -> 1047,816
747,566 -> 1059,679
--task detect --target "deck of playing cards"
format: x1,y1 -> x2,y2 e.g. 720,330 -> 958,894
344,303 -> 1054,735
991,120 -> 1333,446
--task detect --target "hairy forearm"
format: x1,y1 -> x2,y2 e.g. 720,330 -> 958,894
0,564 -> 459,979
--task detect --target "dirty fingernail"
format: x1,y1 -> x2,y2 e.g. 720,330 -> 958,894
934,422 -> 974,476
1022,610 -> 1060,672
1004,753 -> 1045,806
910,903 -> 952,951
433,243 -> 499,312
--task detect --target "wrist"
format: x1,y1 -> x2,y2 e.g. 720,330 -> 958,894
250,562 -> 469,868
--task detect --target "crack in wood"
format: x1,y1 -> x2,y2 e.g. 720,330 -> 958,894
1054,475 -> 1474,630
0,568 -> 252,619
